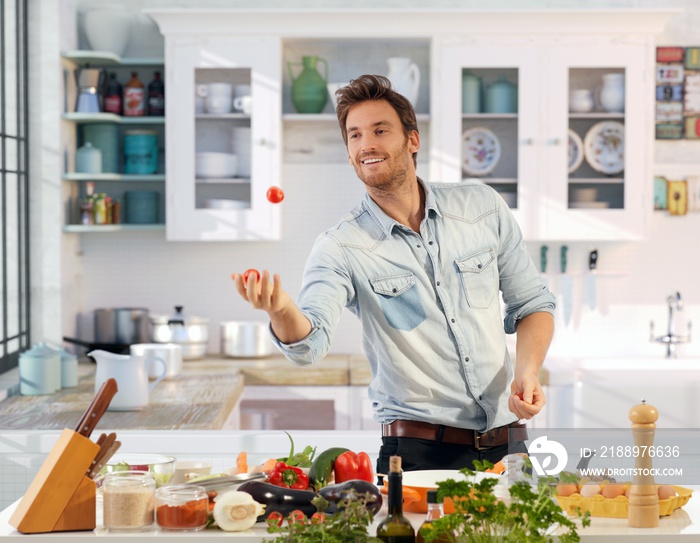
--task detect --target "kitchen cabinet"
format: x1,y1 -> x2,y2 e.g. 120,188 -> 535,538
162,36 -> 281,241
436,38 -> 650,241
60,52 -> 166,232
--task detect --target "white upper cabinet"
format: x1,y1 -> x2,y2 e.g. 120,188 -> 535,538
436,37 -> 651,241
163,36 -> 281,241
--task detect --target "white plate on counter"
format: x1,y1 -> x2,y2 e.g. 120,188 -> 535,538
583,121 -> 625,175
462,127 -> 501,176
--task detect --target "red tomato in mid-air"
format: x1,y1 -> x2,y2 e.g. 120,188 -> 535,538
266,186 -> 285,204
243,268 -> 261,282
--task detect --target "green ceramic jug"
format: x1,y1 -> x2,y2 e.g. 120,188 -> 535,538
288,56 -> 329,114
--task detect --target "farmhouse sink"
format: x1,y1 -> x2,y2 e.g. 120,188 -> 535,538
546,357 -> 700,429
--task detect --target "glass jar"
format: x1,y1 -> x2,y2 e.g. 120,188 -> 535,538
155,484 -> 208,532
103,471 -> 156,532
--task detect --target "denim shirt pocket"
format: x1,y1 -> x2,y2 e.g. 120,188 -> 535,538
370,273 -> 426,331
455,248 -> 498,308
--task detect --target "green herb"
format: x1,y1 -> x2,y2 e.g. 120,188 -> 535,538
277,431 -> 317,468
264,492 -> 381,543
419,462 -> 590,543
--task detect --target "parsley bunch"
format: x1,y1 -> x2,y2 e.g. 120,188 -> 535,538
419,461 -> 590,543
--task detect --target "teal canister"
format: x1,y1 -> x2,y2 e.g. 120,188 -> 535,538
462,71 -> 482,113
288,56 -> 329,114
485,76 -> 518,114
60,349 -> 79,388
83,123 -> 119,173
124,130 -> 158,174
19,343 -> 61,395
124,190 -> 159,224
76,142 -> 102,173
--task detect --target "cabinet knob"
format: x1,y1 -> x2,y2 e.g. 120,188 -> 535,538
522,138 -> 534,145
549,137 -> 562,146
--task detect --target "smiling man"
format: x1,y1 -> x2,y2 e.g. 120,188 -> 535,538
232,74 -> 555,475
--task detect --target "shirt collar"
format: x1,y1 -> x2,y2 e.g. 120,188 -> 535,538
362,177 -> 442,237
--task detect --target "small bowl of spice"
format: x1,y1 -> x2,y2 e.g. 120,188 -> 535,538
155,484 -> 209,532
103,470 -> 156,532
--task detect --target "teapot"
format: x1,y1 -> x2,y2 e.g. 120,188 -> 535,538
90,349 -> 166,411
386,57 -> 420,106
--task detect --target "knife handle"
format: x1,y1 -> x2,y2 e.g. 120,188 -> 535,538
75,378 -> 118,438
589,249 -> 598,271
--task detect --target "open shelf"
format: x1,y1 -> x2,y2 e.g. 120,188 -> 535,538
62,113 -> 165,125
62,224 -> 165,233
61,51 -> 164,66
62,173 -> 165,182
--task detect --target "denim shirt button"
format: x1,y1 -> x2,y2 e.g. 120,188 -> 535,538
451,318 -> 456,323
436,281 -> 440,286
428,241 -> 433,245
464,357 -> 469,362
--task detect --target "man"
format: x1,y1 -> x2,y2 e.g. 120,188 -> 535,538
232,74 -> 555,474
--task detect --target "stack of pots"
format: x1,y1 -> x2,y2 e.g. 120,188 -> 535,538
149,306 -> 209,360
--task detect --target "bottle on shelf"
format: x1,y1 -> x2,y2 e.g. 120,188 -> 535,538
147,71 -> 165,116
376,456 -> 415,543
416,490 -> 449,543
123,71 -> 145,117
103,72 -> 123,115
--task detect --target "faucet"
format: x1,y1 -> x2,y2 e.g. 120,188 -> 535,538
650,292 -> 692,358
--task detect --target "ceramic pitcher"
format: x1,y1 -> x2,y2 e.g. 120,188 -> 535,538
288,56 -> 328,114
387,57 -> 420,106
90,349 -> 166,411
597,73 -> 625,113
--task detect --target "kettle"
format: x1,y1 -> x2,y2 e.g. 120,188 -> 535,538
75,68 -> 105,113
90,349 -> 166,411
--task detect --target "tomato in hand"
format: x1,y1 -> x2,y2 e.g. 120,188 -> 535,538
266,186 -> 285,204
266,511 -> 284,527
243,268 -> 260,282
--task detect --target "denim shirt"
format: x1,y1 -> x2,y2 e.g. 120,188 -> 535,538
272,179 -> 555,432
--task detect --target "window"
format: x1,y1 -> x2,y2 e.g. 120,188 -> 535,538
1,0 -> 30,373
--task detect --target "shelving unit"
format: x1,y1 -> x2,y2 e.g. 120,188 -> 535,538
62,224 -> 165,233
61,113 -> 165,125
62,173 -> 165,182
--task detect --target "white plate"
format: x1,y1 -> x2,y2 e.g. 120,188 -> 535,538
568,129 -> 584,174
570,201 -> 610,209
462,127 -> 501,176
583,121 -> 625,175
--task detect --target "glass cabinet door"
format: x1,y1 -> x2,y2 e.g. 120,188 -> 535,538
166,37 -> 281,241
437,45 -> 540,238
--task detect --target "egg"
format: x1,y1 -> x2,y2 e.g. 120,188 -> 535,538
556,483 -> 579,497
601,484 -> 626,499
579,483 -> 602,497
658,485 -> 677,500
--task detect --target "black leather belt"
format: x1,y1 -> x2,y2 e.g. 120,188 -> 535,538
382,420 -> 527,450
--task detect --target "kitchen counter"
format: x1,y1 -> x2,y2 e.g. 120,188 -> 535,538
1,487 -> 698,542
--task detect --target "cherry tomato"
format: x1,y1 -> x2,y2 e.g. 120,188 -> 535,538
287,510 -> 307,525
129,464 -> 148,472
266,511 -> 284,527
310,512 -> 326,524
243,268 -> 260,282
266,186 -> 285,204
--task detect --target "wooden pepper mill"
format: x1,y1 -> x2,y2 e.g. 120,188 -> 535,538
627,399 -> 659,528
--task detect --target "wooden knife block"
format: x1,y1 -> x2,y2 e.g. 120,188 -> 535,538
9,428 -> 99,534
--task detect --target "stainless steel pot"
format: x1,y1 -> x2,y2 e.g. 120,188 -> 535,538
94,308 -> 150,345
150,306 -> 209,360
220,321 -> 272,358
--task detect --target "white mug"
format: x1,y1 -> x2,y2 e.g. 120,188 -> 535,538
203,83 -> 234,114
233,95 -> 252,115
130,343 -> 183,379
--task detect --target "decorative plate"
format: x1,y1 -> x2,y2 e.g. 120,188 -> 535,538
568,129 -> 584,174
462,127 -> 501,176
583,121 -> 625,175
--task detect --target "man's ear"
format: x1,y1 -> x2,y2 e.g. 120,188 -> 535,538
409,130 -> 421,152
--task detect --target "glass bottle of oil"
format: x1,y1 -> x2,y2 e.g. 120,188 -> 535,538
376,455 -> 415,543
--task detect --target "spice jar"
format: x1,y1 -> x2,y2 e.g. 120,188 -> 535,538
155,484 -> 208,532
103,471 -> 156,532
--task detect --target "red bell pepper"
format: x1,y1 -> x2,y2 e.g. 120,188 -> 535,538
333,451 -> 374,484
268,461 -> 310,490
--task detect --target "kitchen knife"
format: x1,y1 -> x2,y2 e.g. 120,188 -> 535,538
74,377 -> 118,438
86,432 -> 117,478
586,249 -> 598,310
88,439 -> 121,479
560,246 -> 573,326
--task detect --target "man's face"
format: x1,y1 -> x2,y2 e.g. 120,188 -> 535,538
345,99 -> 420,192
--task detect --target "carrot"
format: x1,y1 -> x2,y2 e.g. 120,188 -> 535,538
236,451 -> 248,474
252,457 -> 278,474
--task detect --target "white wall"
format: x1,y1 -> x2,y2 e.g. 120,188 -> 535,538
49,0 -> 700,361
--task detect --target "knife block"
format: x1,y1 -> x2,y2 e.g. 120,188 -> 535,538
9,428 -> 99,534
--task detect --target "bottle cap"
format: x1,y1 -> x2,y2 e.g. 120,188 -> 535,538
426,490 -> 439,503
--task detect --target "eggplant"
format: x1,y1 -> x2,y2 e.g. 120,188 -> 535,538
238,480 -> 319,521
318,479 -> 383,515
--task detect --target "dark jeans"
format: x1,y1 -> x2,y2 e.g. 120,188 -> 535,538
376,436 -> 528,478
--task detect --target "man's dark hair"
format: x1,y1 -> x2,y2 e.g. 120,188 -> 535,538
334,75 -> 419,167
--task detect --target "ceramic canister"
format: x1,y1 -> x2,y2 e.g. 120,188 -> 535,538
124,130 -> 158,174
124,190 -> 159,224
19,343 -> 61,395
462,71 -> 482,113
83,123 -> 119,173
485,76 -> 518,114
76,142 -> 102,173
60,349 -> 79,388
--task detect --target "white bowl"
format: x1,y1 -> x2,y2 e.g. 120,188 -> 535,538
83,9 -> 133,57
203,199 -> 250,210
195,152 -> 237,178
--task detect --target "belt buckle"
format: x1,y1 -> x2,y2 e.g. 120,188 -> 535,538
473,430 -> 491,451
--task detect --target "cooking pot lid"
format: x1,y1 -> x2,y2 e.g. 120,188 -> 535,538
150,305 -> 209,325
